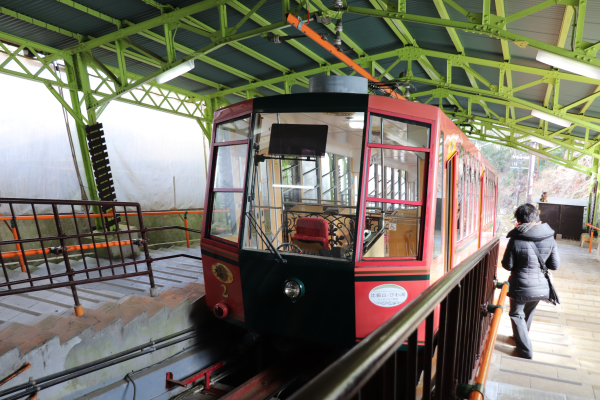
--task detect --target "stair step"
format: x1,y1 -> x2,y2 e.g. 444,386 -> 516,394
0,322 -> 57,356
59,306 -> 120,333
34,315 -> 93,344
118,296 -> 168,318
98,302 -> 146,325
168,283 -> 205,304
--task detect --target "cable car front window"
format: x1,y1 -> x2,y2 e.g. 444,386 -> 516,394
244,112 -> 364,261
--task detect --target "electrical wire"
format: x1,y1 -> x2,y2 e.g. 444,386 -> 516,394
125,373 -> 137,400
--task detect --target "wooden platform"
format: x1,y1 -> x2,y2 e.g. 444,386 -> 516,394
487,239 -> 600,400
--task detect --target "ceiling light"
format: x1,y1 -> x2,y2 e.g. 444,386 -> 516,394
536,50 -> 600,80
525,136 -> 555,148
531,109 -> 572,128
272,184 -> 314,189
156,60 -> 195,84
526,149 -> 550,160
349,121 -> 364,129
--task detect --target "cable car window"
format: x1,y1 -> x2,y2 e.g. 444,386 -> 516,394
244,112 -> 364,262
210,193 -> 244,242
369,114 -> 430,148
215,118 -> 249,142
363,147 -> 427,260
209,117 -> 250,244
214,144 -> 248,189
433,132 -> 444,260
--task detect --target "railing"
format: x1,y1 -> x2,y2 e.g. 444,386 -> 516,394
0,198 -> 202,316
584,223 -> 599,253
290,237 -> 501,400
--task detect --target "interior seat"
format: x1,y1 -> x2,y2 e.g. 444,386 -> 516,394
291,217 -> 329,255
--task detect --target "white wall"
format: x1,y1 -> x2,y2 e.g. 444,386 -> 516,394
0,72 -> 207,215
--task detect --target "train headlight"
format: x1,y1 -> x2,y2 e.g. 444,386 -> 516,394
283,279 -> 304,300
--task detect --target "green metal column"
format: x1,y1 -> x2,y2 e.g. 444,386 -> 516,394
63,53 -> 99,202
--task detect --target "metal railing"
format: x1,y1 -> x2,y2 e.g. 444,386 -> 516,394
290,237 -> 500,400
0,198 -> 202,316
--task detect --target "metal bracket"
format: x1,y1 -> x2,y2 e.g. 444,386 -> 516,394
166,360 -> 228,395
456,382 -> 485,399
496,281 -> 509,289
487,304 -> 503,313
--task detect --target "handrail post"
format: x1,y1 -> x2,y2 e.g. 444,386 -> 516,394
590,230 -> 594,254
463,281 -> 509,400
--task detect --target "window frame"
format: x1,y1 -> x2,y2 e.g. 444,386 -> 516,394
206,115 -> 252,248
358,111 -> 433,263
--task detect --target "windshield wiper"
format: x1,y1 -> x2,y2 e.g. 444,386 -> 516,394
246,211 -> 286,264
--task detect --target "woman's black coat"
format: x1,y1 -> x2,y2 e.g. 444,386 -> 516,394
501,223 -> 560,302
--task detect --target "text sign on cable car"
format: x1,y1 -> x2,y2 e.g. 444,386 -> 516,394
369,284 -> 408,307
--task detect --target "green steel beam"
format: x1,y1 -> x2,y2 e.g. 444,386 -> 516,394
369,0 -> 463,109
228,0 -> 346,76
336,4 -> 600,68
93,20 -> 288,109
65,0 -> 234,55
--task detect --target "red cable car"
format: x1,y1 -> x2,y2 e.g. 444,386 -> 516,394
201,78 -> 498,346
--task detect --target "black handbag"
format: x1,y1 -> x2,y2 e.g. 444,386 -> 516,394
528,242 -> 560,306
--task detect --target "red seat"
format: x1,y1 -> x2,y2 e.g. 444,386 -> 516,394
292,217 -> 329,250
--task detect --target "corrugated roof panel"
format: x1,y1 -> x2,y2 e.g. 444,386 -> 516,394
0,13 -> 78,49
74,0 -> 159,24
0,0 -> 116,38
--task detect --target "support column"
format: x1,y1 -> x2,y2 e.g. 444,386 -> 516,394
588,155 -> 598,227
64,54 -> 99,202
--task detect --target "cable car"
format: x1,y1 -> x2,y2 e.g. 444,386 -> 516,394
200,76 -> 498,346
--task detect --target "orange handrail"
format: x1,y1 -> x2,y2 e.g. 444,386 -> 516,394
286,13 -> 406,100
585,223 -> 599,254
0,210 -> 204,221
469,281 -> 509,400
1,239 -> 136,259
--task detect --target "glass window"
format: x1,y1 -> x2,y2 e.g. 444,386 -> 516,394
366,148 -> 426,203
209,117 -> 249,245
369,114 -> 430,148
244,112 -> 363,261
214,144 -> 248,189
210,192 -> 244,243
433,132 -> 444,259
215,117 -> 249,142
363,206 -> 422,258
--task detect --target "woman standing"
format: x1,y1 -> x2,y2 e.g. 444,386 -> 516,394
501,203 -> 560,359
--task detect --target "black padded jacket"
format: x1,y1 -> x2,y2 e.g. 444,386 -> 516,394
501,223 -> 560,302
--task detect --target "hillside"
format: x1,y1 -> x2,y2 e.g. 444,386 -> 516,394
475,142 -> 592,235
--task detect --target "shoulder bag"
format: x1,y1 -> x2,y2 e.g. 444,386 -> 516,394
527,242 -> 560,306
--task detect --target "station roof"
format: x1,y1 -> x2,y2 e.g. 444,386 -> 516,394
1,0 -> 600,175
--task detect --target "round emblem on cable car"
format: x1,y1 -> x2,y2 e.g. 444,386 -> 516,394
212,263 -> 234,284
368,284 -> 408,308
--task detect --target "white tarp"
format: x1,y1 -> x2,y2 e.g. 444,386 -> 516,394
0,72 -> 208,215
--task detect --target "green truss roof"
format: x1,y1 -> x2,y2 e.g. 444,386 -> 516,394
1,0 -> 600,175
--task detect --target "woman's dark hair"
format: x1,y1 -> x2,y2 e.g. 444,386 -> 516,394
514,203 -> 538,223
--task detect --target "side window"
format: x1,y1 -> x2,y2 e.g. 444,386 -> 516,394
433,132 -> 444,259
362,114 -> 431,260
209,117 -> 250,244
456,147 -> 464,242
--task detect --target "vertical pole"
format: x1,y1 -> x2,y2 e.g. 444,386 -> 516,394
515,157 -> 521,207
52,204 -> 83,316
64,53 -> 103,230
526,145 -> 535,204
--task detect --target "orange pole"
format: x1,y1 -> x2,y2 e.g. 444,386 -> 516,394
469,282 -> 509,400
590,230 -> 594,254
286,14 -> 406,100
0,210 -> 205,221
0,362 -> 31,388
184,219 -> 190,248
1,239 -> 134,259
11,228 -> 26,272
